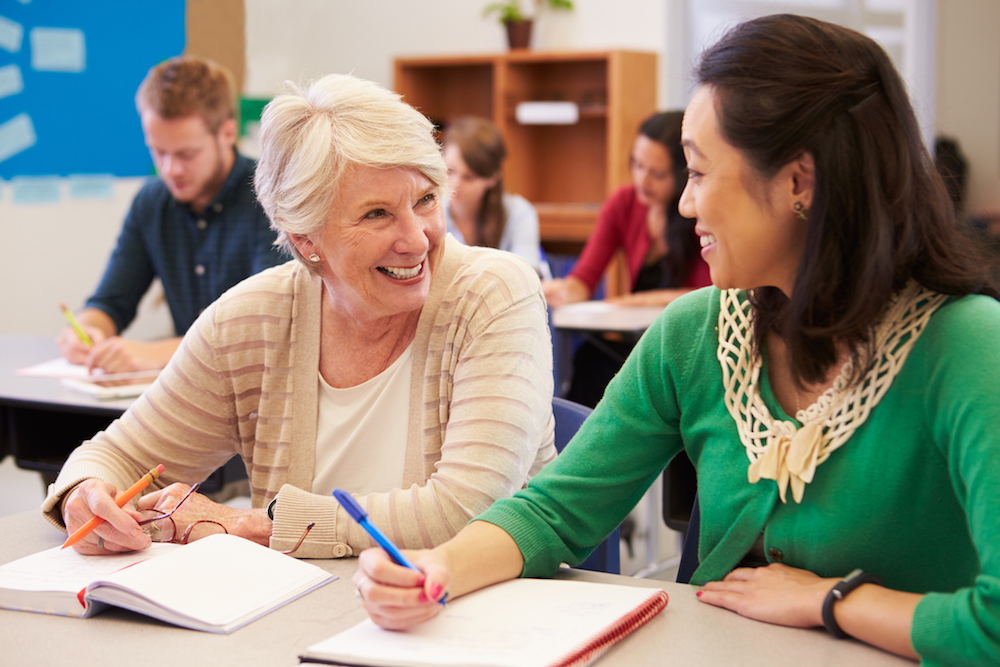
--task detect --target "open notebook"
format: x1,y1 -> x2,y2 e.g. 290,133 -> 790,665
0,533 -> 335,634
16,357 -> 159,400
300,578 -> 668,667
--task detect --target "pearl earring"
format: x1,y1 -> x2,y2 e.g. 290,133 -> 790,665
308,253 -> 321,262
793,201 -> 808,222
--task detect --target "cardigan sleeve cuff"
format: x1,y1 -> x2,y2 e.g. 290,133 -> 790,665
268,483 -> 350,558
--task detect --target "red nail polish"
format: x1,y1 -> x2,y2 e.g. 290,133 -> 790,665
696,590 -> 703,597
418,592 -> 431,604
417,575 -> 426,587
428,582 -> 443,601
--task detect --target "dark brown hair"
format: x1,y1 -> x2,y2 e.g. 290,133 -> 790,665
135,56 -> 236,134
637,111 -> 699,287
696,14 -> 998,387
444,116 -> 507,249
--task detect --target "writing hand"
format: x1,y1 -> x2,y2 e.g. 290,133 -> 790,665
56,324 -> 106,364
355,546 -> 449,630
696,562 -> 835,628
86,337 -> 177,374
62,479 -> 151,555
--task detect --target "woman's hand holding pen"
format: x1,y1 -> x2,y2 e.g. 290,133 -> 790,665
62,479 -> 152,555
354,547 -> 450,630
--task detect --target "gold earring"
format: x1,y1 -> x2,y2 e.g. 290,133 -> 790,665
308,254 -> 321,262
793,201 -> 807,222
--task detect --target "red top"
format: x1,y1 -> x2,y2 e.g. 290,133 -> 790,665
570,185 -> 712,294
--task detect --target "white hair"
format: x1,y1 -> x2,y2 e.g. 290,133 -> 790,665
254,73 -> 448,269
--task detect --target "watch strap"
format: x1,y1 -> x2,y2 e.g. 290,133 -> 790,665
267,497 -> 277,521
822,568 -> 883,639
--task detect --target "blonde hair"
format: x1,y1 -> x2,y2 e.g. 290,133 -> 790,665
254,73 -> 448,269
135,56 -> 235,133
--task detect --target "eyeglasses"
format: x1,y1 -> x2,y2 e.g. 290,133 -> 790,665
138,483 -> 315,555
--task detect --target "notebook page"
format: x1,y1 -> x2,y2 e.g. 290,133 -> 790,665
303,578 -> 666,667
0,543 -> 179,616
86,533 -> 335,632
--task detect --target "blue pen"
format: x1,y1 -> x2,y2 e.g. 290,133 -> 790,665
333,488 -> 447,605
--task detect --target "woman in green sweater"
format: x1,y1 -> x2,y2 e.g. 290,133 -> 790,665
350,15 -> 1000,664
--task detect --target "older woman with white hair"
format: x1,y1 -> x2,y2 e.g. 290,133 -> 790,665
43,73 -> 557,559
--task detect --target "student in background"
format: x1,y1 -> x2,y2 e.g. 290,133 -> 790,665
544,111 -> 712,407
443,117 -> 544,273
56,56 -> 283,373
352,15 -> 1000,664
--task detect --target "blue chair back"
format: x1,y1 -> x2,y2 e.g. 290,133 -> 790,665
676,494 -> 701,584
551,397 -> 621,574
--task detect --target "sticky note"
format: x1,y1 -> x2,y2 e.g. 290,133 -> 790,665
0,113 -> 36,164
0,15 -> 23,53
0,64 -> 24,99
30,27 -> 86,73
69,174 -> 115,199
12,176 -> 61,204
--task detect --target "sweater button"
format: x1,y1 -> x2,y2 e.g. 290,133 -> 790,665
769,547 -> 784,561
331,544 -> 348,558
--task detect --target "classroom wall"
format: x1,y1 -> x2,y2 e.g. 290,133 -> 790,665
243,0 -> 671,105
935,0 -> 1000,214
4,0 -> 999,338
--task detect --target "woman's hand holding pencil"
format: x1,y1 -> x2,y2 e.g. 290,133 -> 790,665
61,465 -> 165,554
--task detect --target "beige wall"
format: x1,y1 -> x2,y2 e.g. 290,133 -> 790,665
244,0 -> 671,106
936,0 -> 1000,214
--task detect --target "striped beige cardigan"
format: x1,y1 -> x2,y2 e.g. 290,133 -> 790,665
42,236 -> 557,557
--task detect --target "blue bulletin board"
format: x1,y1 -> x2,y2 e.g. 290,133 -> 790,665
0,0 -> 185,179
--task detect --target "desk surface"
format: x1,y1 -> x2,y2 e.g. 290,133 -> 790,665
0,334 -> 134,414
0,511 -> 913,667
551,301 -> 665,334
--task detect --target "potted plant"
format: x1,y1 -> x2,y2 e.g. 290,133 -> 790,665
483,0 -> 574,50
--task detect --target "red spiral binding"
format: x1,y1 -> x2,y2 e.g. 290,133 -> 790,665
553,589 -> 670,667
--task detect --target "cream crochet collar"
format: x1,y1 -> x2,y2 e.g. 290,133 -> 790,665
717,283 -> 947,503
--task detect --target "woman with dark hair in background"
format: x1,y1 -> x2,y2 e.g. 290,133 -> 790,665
352,15 -> 1000,664
443,116 -> 543,273
544,111 -> 711,407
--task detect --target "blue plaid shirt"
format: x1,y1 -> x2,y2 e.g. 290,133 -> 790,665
86,152 -> 286,335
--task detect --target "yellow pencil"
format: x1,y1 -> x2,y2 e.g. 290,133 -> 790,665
59,302 -> 93,347
62,464 -> 166,549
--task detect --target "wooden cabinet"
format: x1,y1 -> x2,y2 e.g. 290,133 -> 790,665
394,50 -> 657,255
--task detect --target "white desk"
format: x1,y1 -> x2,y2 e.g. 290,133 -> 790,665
549,301 -> 664,399
551,301 -> 665,333
0,334 -> 240,492
0,510 -> 913,667
0,335 -> 133,479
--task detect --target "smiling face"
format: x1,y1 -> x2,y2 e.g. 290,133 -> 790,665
294,165 -> 445,323
678,86 -> 811,296
630,134 -> 676,207
141,111 -> 235,213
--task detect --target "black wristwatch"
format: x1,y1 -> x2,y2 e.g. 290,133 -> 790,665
822,568 -> 883,639
267,497 -> 277,521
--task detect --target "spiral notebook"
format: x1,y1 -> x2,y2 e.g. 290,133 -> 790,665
299,578 -> 669,667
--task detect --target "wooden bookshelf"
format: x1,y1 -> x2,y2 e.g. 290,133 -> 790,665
395,50 -> 657,295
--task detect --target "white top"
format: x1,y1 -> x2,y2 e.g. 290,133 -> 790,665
311,345 -> 412,496
445,193 -> 543,273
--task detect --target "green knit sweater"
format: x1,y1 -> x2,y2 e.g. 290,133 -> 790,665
479,287 -> 1000,666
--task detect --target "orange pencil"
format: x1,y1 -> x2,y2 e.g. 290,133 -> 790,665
61,464 -> 166,549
